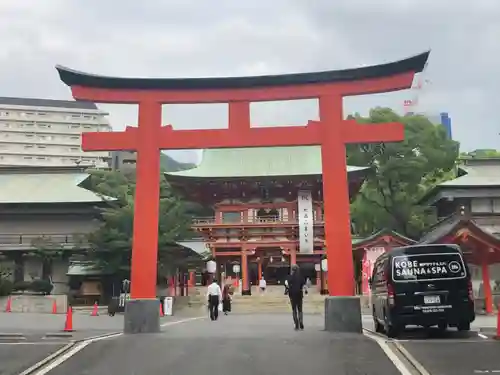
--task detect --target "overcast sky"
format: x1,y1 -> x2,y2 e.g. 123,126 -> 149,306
1,0 -> 499,163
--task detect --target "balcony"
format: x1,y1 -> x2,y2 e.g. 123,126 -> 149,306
192,216 -> 325,227
0,233 -> 88,251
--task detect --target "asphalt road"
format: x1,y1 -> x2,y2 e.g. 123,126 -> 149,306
402,341 -> 500,375
47,314 -> 401,375
0,342 -> 65,375
0,312 -> 184,341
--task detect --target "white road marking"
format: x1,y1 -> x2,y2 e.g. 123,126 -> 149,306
25,316 -> 206,375
478,333 -> 489,339
393,341 -> 432,375
363,330 -> 413,375
18,342 -> 75,375
160,316 -> 205,327
31,341 -> 90,375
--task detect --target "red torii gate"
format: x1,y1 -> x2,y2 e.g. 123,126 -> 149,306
57,51 -> 428,332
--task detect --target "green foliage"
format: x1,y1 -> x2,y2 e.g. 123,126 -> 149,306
160,153 -> 196,172
347,108 -> 460,238
0,267 -> 13,296
85,169 -> 197,277
11,280 -> 53,295
30,236 -> 67,261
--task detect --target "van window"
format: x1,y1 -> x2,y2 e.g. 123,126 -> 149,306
392,252 -> 467,282
372,259 -> 387,283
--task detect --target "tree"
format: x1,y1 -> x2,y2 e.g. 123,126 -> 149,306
30,236 -> 67,280
347,108 -> 460,239
84,169 -> 197,279
0,265 -> 13,296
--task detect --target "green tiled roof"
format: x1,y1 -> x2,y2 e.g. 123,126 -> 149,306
439,164 -> 500,187
0,172 -> 107,204
166,146 -> 369,178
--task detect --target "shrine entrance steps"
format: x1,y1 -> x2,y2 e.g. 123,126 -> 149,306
176,287 -> 371,315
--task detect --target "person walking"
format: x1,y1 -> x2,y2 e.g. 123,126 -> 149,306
285,264 -> 307,330
259,276 -> 267,294
222,284 -> 232,315
207,278 -> 222,321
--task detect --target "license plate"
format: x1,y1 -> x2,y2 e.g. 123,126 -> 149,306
424,295 -> 440,304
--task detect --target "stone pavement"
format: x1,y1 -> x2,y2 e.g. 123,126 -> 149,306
47,314 -> 401,375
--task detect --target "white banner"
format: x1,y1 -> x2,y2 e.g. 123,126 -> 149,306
297,190 -> 314,254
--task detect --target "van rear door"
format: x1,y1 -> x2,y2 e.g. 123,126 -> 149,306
391,251 -> 468,314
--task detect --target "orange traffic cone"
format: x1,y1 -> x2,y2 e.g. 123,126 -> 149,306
91,302 -> 99,316
159,300 -> 164,317
63,306 -> 74,332
5,296 -> 11,313
52,299 -> 57,314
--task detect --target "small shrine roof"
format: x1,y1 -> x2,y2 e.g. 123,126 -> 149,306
419,214 -> 500,251
165,146 -> 369,179
352,228 -> 416,249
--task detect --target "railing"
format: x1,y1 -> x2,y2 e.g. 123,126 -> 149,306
192,216 -> 325,225
0,233 -> 87,246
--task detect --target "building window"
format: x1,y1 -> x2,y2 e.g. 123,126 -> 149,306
70,147 -> 79,151
23,156 -> 32,160
70,136 -> 79,140
25,134 -> 34,138
37,145 -> 46,149
493,199 -> 500,213
471,198 -> 494,213
221,211 -> 242,223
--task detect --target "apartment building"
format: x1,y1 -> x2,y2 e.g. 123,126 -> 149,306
0,97 -> 112,168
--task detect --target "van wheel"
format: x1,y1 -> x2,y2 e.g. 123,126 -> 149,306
383,313 -> 401,338
457,322 -> 470,331
386,323 -> 402,338
437,321 -> 447,331
373,313 -> 383,333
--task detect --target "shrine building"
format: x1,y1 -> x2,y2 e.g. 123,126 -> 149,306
419,157 -> 500,313
165,145 -> 370,294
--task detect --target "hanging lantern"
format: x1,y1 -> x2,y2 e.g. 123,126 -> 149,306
321,258 -> 328,272
206,260 -> 216,273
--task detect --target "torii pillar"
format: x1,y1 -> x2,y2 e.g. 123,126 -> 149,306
56,51 -> 429,334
